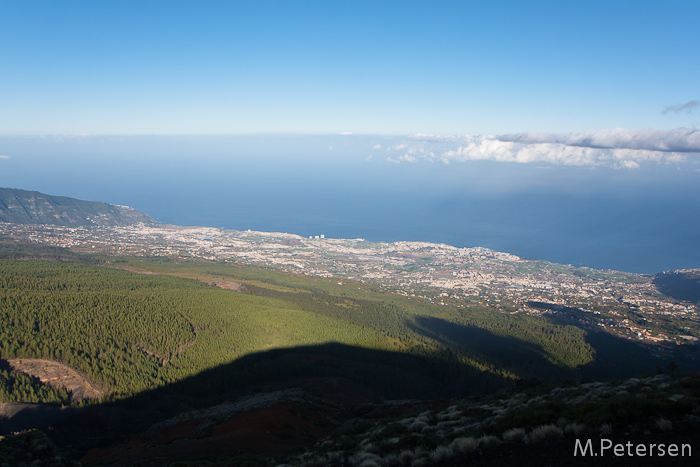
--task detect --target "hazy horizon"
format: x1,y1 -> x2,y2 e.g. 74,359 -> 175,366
1,2 -> 699,273
1,134 -> 699,274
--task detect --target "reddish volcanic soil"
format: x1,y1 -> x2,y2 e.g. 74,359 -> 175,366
81,400 -> 337,465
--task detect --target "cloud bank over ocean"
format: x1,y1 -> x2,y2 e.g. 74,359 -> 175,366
498,128 -> 700,153
383,128 -> 700,169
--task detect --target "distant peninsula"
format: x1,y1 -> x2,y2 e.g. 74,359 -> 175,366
0,187 -> 156,227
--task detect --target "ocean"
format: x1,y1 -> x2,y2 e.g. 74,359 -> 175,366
2,134 -> 699,274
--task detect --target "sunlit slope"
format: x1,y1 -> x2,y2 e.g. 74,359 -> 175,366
118,257 -> 600,372
0,259 -> 380,397
0,256 -> 665,403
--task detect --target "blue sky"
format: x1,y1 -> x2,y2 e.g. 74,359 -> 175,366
1,1 -> 700,272
1,0 -> 698,135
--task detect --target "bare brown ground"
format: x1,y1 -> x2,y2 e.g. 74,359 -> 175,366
6,359 -> 104,402
80,402 -> 334,466
211,279 -> 248,292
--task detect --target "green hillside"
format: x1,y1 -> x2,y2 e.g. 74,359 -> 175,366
0,187 -> 156,227
0,252 -> 678,405
0,259 -> 382,398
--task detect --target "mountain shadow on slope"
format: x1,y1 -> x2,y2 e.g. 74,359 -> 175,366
653,269 -> 700,303
2,342 -> 509,439
408,315 -> 687,383
577,329 -> 684,378
3,338 -> 694,464
408,316 -> 572,381
121,341 -> 509,409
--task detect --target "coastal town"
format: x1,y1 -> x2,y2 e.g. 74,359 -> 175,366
1,221 -> 698,352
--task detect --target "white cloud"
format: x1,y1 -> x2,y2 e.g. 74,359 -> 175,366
386,154 -> 417,164
497,128 -> 700,153
617,159 -> 640,170
372,144 -> 382,149
340,131 -> 353,135
0,155 -> 10,159
380,129 -> 698,169
442,138 -> 688,169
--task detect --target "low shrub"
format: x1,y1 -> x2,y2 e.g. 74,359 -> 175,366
502,427 -> 526,443
527,424 -> 563,443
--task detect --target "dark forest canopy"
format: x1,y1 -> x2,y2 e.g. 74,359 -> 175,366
0,249 -> 682,405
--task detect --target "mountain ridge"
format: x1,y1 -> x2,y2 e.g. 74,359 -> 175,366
0,187 -> 156,227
